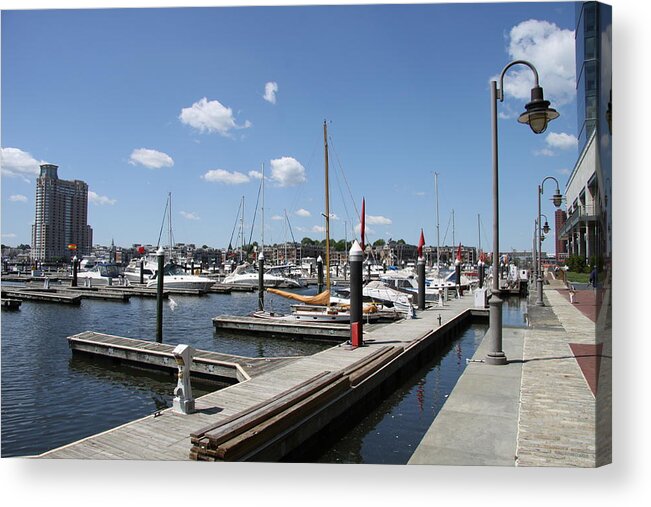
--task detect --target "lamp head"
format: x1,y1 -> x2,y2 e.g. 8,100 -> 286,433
518,86 -> 559,134
543,221 -> 550,234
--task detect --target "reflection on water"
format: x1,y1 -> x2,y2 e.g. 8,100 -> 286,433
312,324 -> 489,464
1,289 -> 329,457
1,288 -> 527,459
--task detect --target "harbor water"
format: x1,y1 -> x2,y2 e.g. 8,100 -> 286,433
1,286 -> 527,459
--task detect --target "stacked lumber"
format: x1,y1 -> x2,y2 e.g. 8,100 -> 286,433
189,345 -> 403,461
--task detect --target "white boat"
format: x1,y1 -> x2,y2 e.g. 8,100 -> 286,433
335,280 -> 414,317
123,257 -> 159,283
146,263 -> 215,291
222,262 -> 302,288
76,263 -> 121,286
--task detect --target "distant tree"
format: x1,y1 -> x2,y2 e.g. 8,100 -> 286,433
334,239 -> 347,251
301,237 -> 316,246
17,244 -> 31,250
373,239 -> 386,247
397,239 -> 406,245
202,244 -> 209,249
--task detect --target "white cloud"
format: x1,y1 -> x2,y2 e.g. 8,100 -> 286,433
271,215 -> 284,221
248,170 -> 263,180
534,148 -> 555,157
295,208 -> 311,217
88,191 -> 117,205
9,194 -> 28,202
354,223 -> 375,235
263,82 -> 279,104
497,19 -> 575,106
269,157 -> 306,187
545,132 -> 578,150
311,225 -> 326,233
180,211 -> 200,221
414,191 -> 425,197
179,97 -> 251,136
1,147 -> 42,181
202,169 -> 250,185
129,148 -> 174,169
366,215 -> 392,225
1,233 -> 17,239
557,168 -> 571,175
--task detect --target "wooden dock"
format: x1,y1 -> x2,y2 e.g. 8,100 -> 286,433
37,295 -> 487,461
68,331 -> 299,383
213,314 -> 353,340
1,297 -> 22,309
1,288 -> 82,305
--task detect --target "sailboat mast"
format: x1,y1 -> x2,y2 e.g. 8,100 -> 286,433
240,196 -> 244,263
434,172 -> 440,270
478,213 -> 481,257
168,192 -> 173,261
323,120 -> 331,291
452,209 -> 455,248
261,162 -> 265,257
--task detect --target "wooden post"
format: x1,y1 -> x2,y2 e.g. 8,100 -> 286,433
317,256 -> 324,293
258,251 -> 265,311
417,256 -> 425,311
71,256 -> 78,287
156,247 -> 165,343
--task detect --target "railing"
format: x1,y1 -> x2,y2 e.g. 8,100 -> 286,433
559,203 -> 599,238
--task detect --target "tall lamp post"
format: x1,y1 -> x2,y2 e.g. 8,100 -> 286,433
536,177 -> 563,306
487,60 -> 559,366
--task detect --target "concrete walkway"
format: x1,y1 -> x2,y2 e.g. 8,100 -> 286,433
410,278 -> 611,467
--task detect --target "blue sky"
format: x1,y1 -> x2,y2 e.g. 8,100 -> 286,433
2,1 -> 581,252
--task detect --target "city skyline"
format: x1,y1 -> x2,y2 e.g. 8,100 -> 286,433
3,2 -> 580,253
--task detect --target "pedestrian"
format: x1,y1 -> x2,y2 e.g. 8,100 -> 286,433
589,266 -> 598,288
569,284 -> 576,304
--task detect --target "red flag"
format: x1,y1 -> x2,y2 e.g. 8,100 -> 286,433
360,198 -> 366,252
456,243 -> 462,262
417,229 -> 425,258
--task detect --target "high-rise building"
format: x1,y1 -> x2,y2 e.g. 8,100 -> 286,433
31,164 -> 93,262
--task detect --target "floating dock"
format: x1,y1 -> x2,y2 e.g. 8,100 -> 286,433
1,298 -> 22,309
213,314 -> 353,340
1,288 -> 82,305
68,331 -> 299,384
37,295 -> 487,461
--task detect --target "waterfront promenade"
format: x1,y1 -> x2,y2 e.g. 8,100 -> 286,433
38,293 -> 480,460
409,276 -> 610,467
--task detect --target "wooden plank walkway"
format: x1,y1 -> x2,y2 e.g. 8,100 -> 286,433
39,294 -> 485,461
213,314 -> 354,340
1,288 -> 82,305
68,331 -> 299,382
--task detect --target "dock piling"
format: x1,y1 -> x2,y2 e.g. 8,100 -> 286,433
417,256 -> 425,311
156,247 -> 165,343
349,240 -> 363,347
258,251 -> 264,311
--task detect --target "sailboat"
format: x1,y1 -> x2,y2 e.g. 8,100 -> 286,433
145,193 -> 215,292
222,165 -> 301,289
252,121 -> 385,323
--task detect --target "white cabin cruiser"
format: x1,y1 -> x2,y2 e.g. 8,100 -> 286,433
146,263 -> 214,291
222,262 -> 302,288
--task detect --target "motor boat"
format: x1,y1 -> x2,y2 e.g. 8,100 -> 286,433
123,257 -> 159,283
76,262 -> 121,286
222,262 -> 302,288
146,263 -> 215,291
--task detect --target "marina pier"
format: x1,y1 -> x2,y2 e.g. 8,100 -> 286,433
37,295 -> 484,460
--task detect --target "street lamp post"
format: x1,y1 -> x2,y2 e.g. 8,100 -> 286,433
487,60 -> 559,366
536,177 -> 563,306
